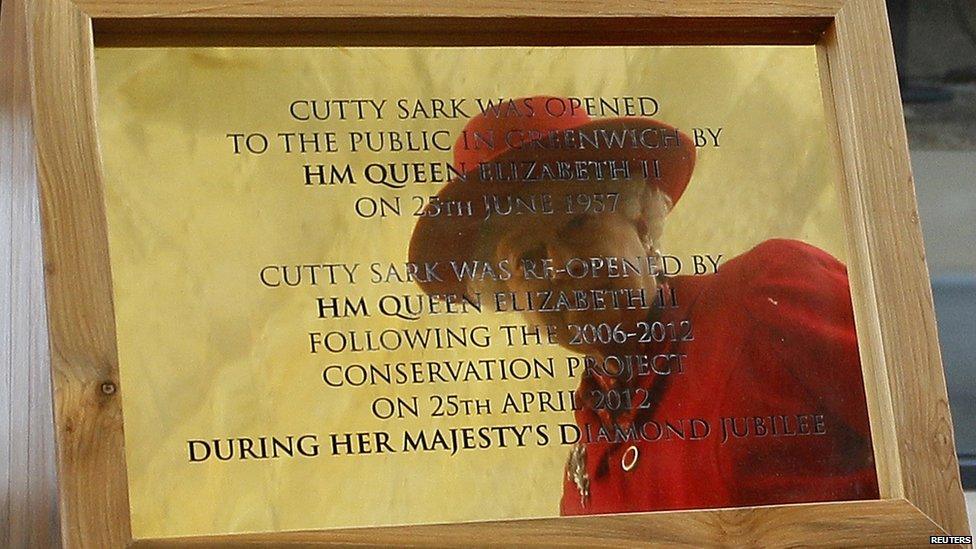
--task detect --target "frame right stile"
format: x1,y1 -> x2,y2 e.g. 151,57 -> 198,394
820,0 -> 969,537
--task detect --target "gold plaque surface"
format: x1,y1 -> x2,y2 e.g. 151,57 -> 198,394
94,45 -> 876,538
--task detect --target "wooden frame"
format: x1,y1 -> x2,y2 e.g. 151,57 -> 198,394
28,0 -> 970,546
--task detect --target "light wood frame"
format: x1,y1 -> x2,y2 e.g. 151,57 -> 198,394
28,0 -> 970,546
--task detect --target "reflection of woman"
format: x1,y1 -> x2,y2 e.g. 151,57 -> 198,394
409,96 -> 879,514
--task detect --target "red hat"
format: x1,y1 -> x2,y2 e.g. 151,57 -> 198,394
409,96 -> 696,296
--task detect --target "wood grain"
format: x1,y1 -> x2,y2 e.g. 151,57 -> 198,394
27,0 -> 969,546
0,0 -> 62,546
30,1 -> 132,547
816,23 -> 904,502
86,0 -> 842,47
130,499 -> 944,548
823,0 -> 971,536
83,0 -> 842,47
75,0 -> 846,19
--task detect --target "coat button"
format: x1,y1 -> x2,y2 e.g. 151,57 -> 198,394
622,445 -> 639,472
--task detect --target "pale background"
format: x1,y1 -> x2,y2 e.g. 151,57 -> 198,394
3,2 -> 975,545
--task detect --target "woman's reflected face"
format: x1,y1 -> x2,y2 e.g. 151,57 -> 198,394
493,210 -> 659,354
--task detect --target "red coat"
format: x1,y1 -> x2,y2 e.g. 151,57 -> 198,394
561,239 -> 879,514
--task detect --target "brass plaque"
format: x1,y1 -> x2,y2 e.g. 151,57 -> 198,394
94,45 -> 878,538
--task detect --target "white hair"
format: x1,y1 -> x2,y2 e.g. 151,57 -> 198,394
464,178 -> 672,298
620,184 -> 671,255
